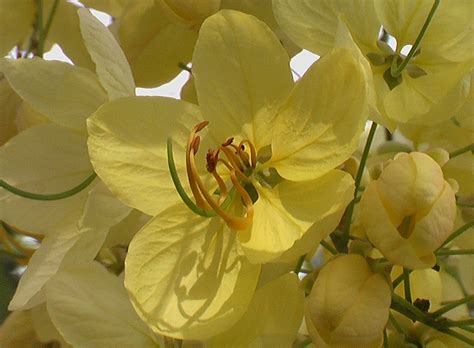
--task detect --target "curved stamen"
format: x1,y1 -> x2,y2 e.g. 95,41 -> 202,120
230,143 -> 251,168
186,123 -> 212,210
219,146 -> 249,181
239,140 -> 257,168
190,150 -> 251,230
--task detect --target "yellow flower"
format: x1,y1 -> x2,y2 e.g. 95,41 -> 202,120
305,254 -> 392,348
360,152 -> 456,269
273,0 -> 474,128
87,9 -> 369,339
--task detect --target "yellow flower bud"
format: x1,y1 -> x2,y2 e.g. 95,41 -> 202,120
305,254 -> 391,348
361,152 -> 456,269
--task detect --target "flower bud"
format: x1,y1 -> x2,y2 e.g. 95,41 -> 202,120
305,254 -> 391,348
360,152 -> 456,269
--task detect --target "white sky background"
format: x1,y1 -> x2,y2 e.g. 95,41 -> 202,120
43,9 -> 319,98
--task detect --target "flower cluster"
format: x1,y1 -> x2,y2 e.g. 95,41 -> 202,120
0,0 -> 472,347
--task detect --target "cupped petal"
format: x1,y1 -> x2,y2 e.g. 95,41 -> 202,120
0,0 -> 35,56
409,182 -> 456,256
193,9 -> 293,150
269,48 -> 368,181
125,205 -> 261,340
384,63 -> 471,125
361,183 -> 432,269
1,58 -> 107,131
273,0 -> 380,56
46,262 -> 159,348
330,273 -> 391,347
78,8 -> 135,99
0,124 -> 92,235
87,96 -> 202,216
276,170 -> 354,263
117,0 -> 197,87
242,170 -> 353,264
207,273 -> 304,347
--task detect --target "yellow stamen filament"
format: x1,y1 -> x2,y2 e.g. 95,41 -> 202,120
186,122 -> 212,211
239,140 -> 257,168
185,122 -> 256,230
230,143 -> 251,168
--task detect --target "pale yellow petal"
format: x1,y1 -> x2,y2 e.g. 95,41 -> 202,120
273,0 -> 380,56
46,262 -> 159,348
44,0 -> 95,69
157,0 -> 221,27
8,181 -> 130,311
361,183 -> 431,269
392,267 -> 442,311
81,0 -> 125,17
31,304 -> 71,347
242,170 -> 353,264
87,96 -> 202,216
78,8 -> 135,99
193,9 -> 293,150
180,75 -> 198,105
0,74 -> 22,145
207,273 -> 304,347
0,311 -> 42,348
221,0 -> 301,56
1,58 -> 107,131
269,48 -> 368,181
384,64 -> 471,125
118,0 -> 197,87
419,0 -> 474,63
374,0 -> 433,49
0,0 -> 35,56
125,205 -> 261,340
0,124 -> 92,235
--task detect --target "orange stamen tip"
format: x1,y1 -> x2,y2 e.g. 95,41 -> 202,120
223,137 -> 234,146
206,149 -> 219,172
192,136 -> 201,154
195,120 -> 209,132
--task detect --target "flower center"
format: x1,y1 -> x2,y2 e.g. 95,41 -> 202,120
185,121 -> 255,230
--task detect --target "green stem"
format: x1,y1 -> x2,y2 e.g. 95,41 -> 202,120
293,254 -> 307,273
320,240 -> 337,255
438,327 -> 474,346
167,137 -> 216,217
343,122 -> 378,241
403,268 -> 412,303
432,295 -> 474,317
38,0 -> 60,56
438,220 -> 474,249
446,319 -> 474,328
391,0 -> 440,77
449,143 -> 473,159
0,173 -> 97,201
383,329 -> 389,348
178,62 -> 192,74
436,249 -> 474,256
392,295 -> 474,346
389,313 -> 404,334
36,0 -> 44,56
456,202 -> 474,208
167,137 -> 234,218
